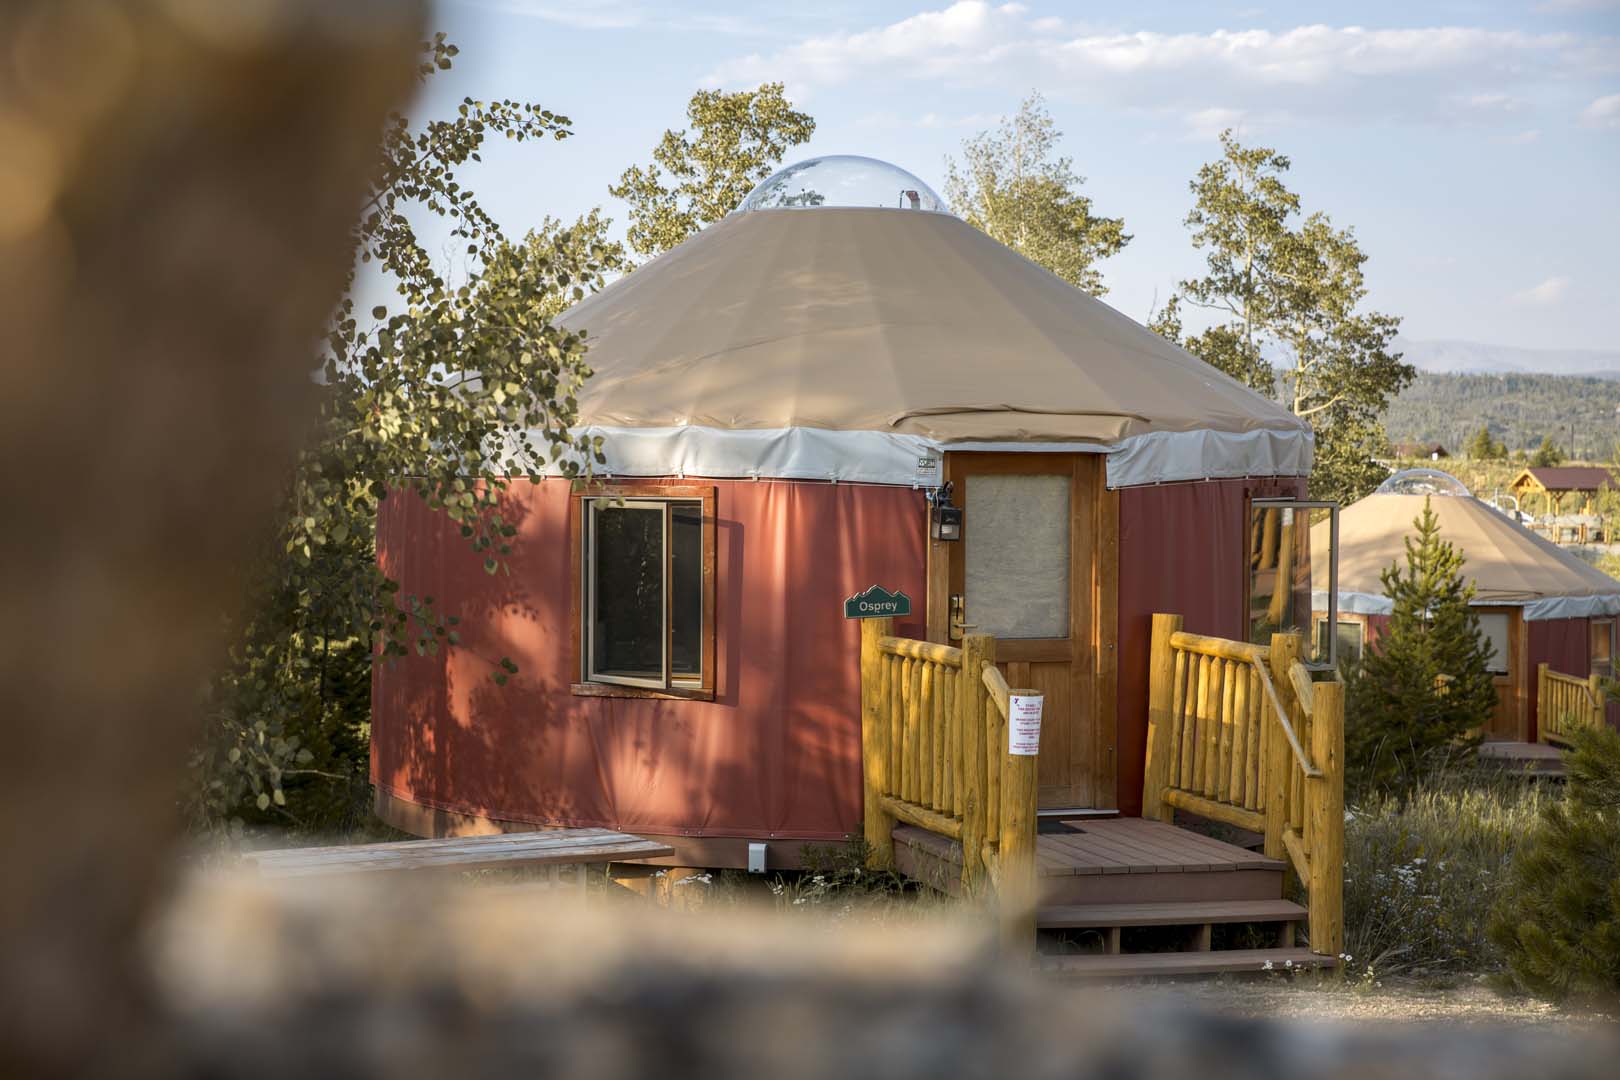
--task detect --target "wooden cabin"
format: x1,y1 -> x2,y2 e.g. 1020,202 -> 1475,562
372,157 -> 1343,971
1315,470 -> 1620,747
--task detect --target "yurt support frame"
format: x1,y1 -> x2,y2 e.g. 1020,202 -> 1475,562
859,613 -> 1344,960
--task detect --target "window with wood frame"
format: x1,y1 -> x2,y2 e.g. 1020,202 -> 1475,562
1314,617 -> 1364,668
1477,612 -> 1511,676
1591,618 -> 1614,680
571,484 -> 715,700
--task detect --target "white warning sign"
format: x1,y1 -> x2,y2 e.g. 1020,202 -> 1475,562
1008,693 -> 1044,756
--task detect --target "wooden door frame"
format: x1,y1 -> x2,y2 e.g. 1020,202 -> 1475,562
924,451 -> 1119,808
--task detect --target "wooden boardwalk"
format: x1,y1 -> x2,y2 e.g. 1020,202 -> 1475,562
242,827 -> 673,879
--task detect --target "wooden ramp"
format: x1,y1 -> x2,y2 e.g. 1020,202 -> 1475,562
896,817 -> 1325,978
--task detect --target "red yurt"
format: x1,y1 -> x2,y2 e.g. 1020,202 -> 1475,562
371,156 -> 1318,867
1313,468 -> 1620,742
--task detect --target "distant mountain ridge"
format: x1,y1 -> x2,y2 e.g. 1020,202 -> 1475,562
1381,371 -> 1620,457
1395,337 -> 1620,378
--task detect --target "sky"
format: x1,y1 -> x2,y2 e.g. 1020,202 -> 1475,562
418,0 -> 1620,354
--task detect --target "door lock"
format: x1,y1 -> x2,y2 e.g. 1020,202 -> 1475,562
949,594 -> 976,641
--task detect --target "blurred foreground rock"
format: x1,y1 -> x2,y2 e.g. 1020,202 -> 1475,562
141,875 -> 1615,1080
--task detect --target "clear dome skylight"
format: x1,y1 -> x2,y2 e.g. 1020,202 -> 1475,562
735,155 -> 948,213
1376,468 -> 1473,497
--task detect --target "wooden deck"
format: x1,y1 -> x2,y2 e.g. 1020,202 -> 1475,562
1030,818 -> 1280,876
1478,739 -> 1567,776
895,817 -> 1285,906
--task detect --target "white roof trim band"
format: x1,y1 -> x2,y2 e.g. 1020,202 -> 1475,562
536,424 -> 1313,489
1316,590 -> 1620,622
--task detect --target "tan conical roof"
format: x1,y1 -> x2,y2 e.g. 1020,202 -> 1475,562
551,207 -> 1310,488
1315,493 -> 1620,619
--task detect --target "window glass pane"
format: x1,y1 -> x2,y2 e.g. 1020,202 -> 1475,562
591,504 -> 664,679
1591,620 -> 1612,678
1250,505 -> 1315,653
670,502 -> 703,679
1477,612 -> 1510,675
1314,618 -> 1363,667
964,474 -> 1069,639
1337,621 -> 1363,667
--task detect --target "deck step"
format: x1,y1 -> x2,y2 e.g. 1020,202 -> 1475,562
1037,899 -> 1306,930
1040,947 -> 1333,979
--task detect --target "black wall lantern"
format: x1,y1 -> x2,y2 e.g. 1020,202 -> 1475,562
929,481 -> 962,542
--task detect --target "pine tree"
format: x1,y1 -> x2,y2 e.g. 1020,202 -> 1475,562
1488,725 -> 1620,1007
1531,435 -> 1567,468
1344,498 -> 1495,795
1466,425 -> 1506,461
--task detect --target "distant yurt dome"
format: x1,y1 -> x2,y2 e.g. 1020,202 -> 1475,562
1376,468 -> 1472,498
734,155 -> 948,213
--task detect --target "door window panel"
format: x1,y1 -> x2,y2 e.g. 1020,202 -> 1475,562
965,473 -> 1070,639
1477,612 -> 1511,675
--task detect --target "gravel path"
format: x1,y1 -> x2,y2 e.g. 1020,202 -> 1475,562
1155,976 -> 1611,1030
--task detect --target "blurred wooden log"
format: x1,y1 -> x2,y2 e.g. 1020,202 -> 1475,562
0,1 -> 422,1074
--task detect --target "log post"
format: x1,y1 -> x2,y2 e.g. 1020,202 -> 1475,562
1307,679 -> 1345,957
1143,613 -> 1183,822
1263,632 -> 1302,862
1590,672 -> 1605,733
861,617 -> 896,870
1537,663 -> 1548,744
958,633 -> 994,898
998,687 -> 1040,959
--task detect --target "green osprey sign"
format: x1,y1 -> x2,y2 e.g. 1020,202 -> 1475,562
844,585 -> 913,619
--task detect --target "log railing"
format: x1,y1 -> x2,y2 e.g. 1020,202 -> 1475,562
860,619 -> 1038,927
1537,663 -> 1605,746
1142,613 -> 1344,958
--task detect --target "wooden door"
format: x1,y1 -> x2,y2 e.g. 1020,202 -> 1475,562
927,453 -> 1118,809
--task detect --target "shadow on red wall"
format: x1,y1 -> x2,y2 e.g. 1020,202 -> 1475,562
373,478 -> 928,841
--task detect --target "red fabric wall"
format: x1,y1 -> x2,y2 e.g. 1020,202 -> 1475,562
1363,614 -> 1391,650
1527,617 -> 1593,741
372,479 -> 928,841
1114,476 -> 1306,816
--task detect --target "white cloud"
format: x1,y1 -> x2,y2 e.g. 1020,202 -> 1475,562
1580,93 -> 1620,129
1184,106 -> 1247,140
1511,276 -> 1572,305
450,1 -> 775,37
1495,129 -> 1543,143
705,2 -> 1618,133
453,1 -> 646,30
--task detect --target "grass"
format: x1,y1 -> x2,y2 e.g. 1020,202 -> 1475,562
1343,765 -> 1553,983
